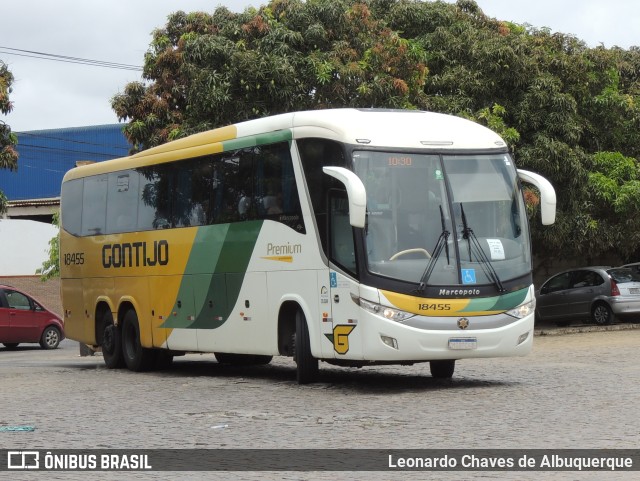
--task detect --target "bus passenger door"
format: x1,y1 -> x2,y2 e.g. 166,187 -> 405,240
327,192 -> 363,360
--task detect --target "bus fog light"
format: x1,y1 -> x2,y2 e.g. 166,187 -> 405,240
517,332 -> 529,346
381,335 -> 398,349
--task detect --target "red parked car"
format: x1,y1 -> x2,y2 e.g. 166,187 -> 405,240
0,285 -> 64,349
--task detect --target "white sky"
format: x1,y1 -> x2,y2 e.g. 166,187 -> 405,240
2,0 -> 638,132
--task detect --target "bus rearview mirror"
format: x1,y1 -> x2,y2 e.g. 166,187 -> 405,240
322,167 -> 367,228
517,169 -> 557,225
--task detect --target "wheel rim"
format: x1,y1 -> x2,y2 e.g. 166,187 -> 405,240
594,306 -> 608,324
45,329 -> 59,347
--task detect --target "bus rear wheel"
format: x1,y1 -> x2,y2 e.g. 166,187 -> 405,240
293,310 -> 318,384
101,310 -> 124,369
430,360 -> 455,379
121,309 -> 155,372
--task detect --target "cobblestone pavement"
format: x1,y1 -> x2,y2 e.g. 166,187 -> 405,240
1,326 -> 639,481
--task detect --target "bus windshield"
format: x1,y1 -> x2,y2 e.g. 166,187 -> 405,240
353,151 -> 531,287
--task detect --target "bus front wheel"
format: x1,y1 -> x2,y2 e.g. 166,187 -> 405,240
121,309 -> 155,372
293,310 -> 318,384
102,310 -> 124,369
430,360 -> 455,379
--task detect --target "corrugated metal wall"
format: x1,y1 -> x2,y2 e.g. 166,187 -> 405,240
0,124 -> 130,200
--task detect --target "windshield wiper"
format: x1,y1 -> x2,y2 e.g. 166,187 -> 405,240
460,204 -> 505,292
416,205 -> 450,293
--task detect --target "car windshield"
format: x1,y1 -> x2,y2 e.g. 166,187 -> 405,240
608,268 -> 640,284
353,151 -> 530,287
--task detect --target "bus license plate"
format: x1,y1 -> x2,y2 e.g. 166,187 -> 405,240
448,337 -> 477,350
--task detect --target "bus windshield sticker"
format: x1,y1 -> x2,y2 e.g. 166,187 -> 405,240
486,239 -> 506,260
462,269 -> 477,285
116,174 -> 129,192
320,286 -> 329,304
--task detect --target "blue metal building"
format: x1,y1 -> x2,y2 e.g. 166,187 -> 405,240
0,124 -> 130,222
0,124 -> 130,201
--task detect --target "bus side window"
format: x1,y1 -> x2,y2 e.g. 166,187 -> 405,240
106,171 -> 139,233
191,159 -> 216,226
137,166 -> 172,230
81,174 -> 108,236
254,142 -> 304,231
298,139 -> 346,256
61,179 -> 83,236
217,149 -> 254,223
329,191 -> 357,274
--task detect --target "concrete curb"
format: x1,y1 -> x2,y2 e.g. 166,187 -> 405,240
534,322 -> 640,336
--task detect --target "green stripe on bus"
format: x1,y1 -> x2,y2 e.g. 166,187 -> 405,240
460,287 -> 528,313
161,221 -> 263,329
221,130 -> 293,151
462,287 -> 528,313
490,287 -> 529,311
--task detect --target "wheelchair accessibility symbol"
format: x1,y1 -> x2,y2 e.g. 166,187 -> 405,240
462,269 -> 477,285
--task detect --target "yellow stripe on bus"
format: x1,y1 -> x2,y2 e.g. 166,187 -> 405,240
380,290 -> 504,317
261,256 -> 294,263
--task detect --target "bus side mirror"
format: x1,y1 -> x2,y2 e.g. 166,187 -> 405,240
517,169 -> 557,225
322,167 -> 367,228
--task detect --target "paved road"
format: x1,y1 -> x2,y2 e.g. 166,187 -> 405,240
1,326 -> 639,481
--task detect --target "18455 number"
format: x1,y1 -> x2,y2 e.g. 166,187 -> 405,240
63,252 -> 85,266
418,303 -> 451,311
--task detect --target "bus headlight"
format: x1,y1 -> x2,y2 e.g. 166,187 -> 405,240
354,296 -> 415,322
506,299 -> 535,319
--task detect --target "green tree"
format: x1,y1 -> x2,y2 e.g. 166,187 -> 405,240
111,0 -> 640,264
0,60 -> 18,215
37,211 -> 60,280
112,0 -> 428,152
586,152 -> 640,260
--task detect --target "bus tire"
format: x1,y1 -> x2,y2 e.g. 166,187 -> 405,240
121,309 -> 155,372
294,310 -> 318,384
430,360 -> 455,379
101,310 -> 124,369
214,353 -> 273,365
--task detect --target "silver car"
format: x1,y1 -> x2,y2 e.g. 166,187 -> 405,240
623,262 -> 640,275
535,266 -> 640,326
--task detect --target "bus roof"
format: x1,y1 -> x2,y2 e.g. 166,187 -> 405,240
63,109 -> 507,181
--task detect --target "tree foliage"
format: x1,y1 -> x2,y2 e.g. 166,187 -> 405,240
0,60 -> 18,215
37,211 -> 60,281
112,0 -> 640,263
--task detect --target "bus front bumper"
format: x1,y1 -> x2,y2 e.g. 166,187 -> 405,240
357,312 -> 534,362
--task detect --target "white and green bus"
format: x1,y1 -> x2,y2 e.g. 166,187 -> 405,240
60,109 -> 556,383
